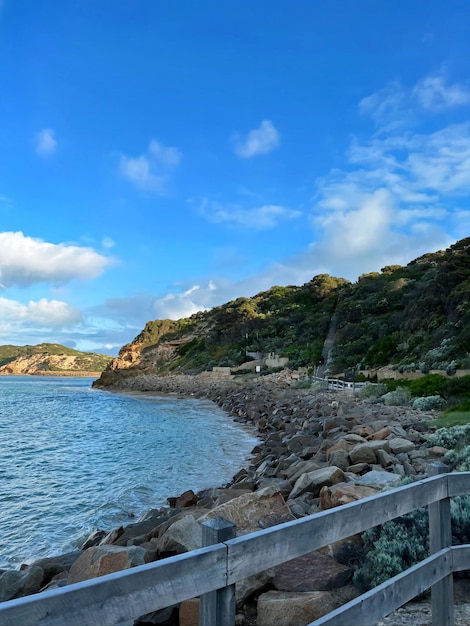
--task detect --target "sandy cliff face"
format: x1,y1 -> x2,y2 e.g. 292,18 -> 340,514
0,353 -> 107,376
95,338 -> 192,386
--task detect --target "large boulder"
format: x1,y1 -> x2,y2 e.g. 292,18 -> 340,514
354,470 -> 402,488
200,486 -> 295,535
257,590 -> 340,626
156,514 -> 202,554
68,545 -> 150,584
283,459 -> 321,483
30,551 -> 81,582
349,441 -> 390,465
273,552 -> 352,592
320,483 -> 380,510
0,566 -> 44,601
289,466 -> 346,500
389,437 -> 415,454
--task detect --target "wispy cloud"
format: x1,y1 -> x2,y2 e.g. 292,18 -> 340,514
101,236 -> 115,249
232,120 -> 279,158
359,72 -> 470,130
306,81 -> 470,279
119,139 -> 181,193
359,81 -> 409,129
413,74 -> 470,111
0,231 -> 114,288
200,199 -> 300,229
35,128 -> 57,156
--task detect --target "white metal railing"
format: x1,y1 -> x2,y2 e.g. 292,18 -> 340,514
0,464 -> 466,626
311,374 -> 375,391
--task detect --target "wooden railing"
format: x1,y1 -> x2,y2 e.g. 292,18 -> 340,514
0,464 -> 468,626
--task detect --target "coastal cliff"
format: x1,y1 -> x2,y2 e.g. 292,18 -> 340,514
95,237 -> 470,388
0,343 -> 112,376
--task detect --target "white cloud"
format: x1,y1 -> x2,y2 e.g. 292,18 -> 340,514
120,139 -> 181,193
232,120 -> 279,158
0,297 -> 82,328
315,189 -> 394,259
0,232 -> 114,288
102,236 -> 115,249
413,74 -> 470,111
200,199 -> 300,229
347,123 -> 470,197
359,81 -> 408,129
35,128 -> 57,156
306,87 -> 468,279
359,73 -> 470,129
152,284 -> 211,319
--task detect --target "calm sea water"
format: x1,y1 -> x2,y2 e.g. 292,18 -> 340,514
0,376 -> 258,569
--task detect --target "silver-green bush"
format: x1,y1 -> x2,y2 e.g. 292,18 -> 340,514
412,395 -> 447,411
357,383 -> 387,399
382,386 -> 411,406
427,424 -> 470,449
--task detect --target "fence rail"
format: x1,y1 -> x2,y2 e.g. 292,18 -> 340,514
311,374 -> 376,391
0,465 -> 468,626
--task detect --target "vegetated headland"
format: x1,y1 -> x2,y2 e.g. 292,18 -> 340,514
0,343 -> 112,376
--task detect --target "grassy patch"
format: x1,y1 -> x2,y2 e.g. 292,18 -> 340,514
432,410 -> 470,429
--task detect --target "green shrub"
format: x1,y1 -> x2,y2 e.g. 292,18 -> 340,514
290,379 -> 312,389
412,396 -> 447,411
445,376 -> 470,399
383,386 -> 411,406
426,424 -> 470,449
353,508 -> 428,591
407,374 -> 447,398
311,380 -> 329,392
451,496 -> 470,544
357,383 -> 387,399
353,491 -> 470,591
444,446 -> 470,471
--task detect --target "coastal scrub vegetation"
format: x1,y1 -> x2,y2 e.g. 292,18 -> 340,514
353,424 -> 470,591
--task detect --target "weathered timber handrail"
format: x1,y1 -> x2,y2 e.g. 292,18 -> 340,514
0,469 -> 469,626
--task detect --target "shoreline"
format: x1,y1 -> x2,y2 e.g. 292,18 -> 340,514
3,371 -> 458,624
0,372 -> 102,377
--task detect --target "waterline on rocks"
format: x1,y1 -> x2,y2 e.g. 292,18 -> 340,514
0,376 -> 259,568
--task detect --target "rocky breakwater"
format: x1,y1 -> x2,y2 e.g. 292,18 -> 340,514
1,371 -> 450,626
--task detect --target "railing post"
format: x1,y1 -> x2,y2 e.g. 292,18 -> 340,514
428,462 -> 454,626
199,517 -> 236,626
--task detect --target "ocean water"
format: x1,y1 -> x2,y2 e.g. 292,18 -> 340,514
0,376 -> 259,569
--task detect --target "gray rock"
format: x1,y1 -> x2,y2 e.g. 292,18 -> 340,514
157,514 -> 203,554
389,437 -> 415,454
283,459 -> 321,483
0,566 -> 44,601
30,551 -> 81,583
355,470 -> 402,488
273,552 -> 352,591
329,449 -> 350,471
289,466 -> 346,499
349,442 -> 379,464
257,590 -> 340,626
376,449 -> 395,468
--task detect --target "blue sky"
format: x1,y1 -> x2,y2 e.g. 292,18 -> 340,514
0,1 -> 469,355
